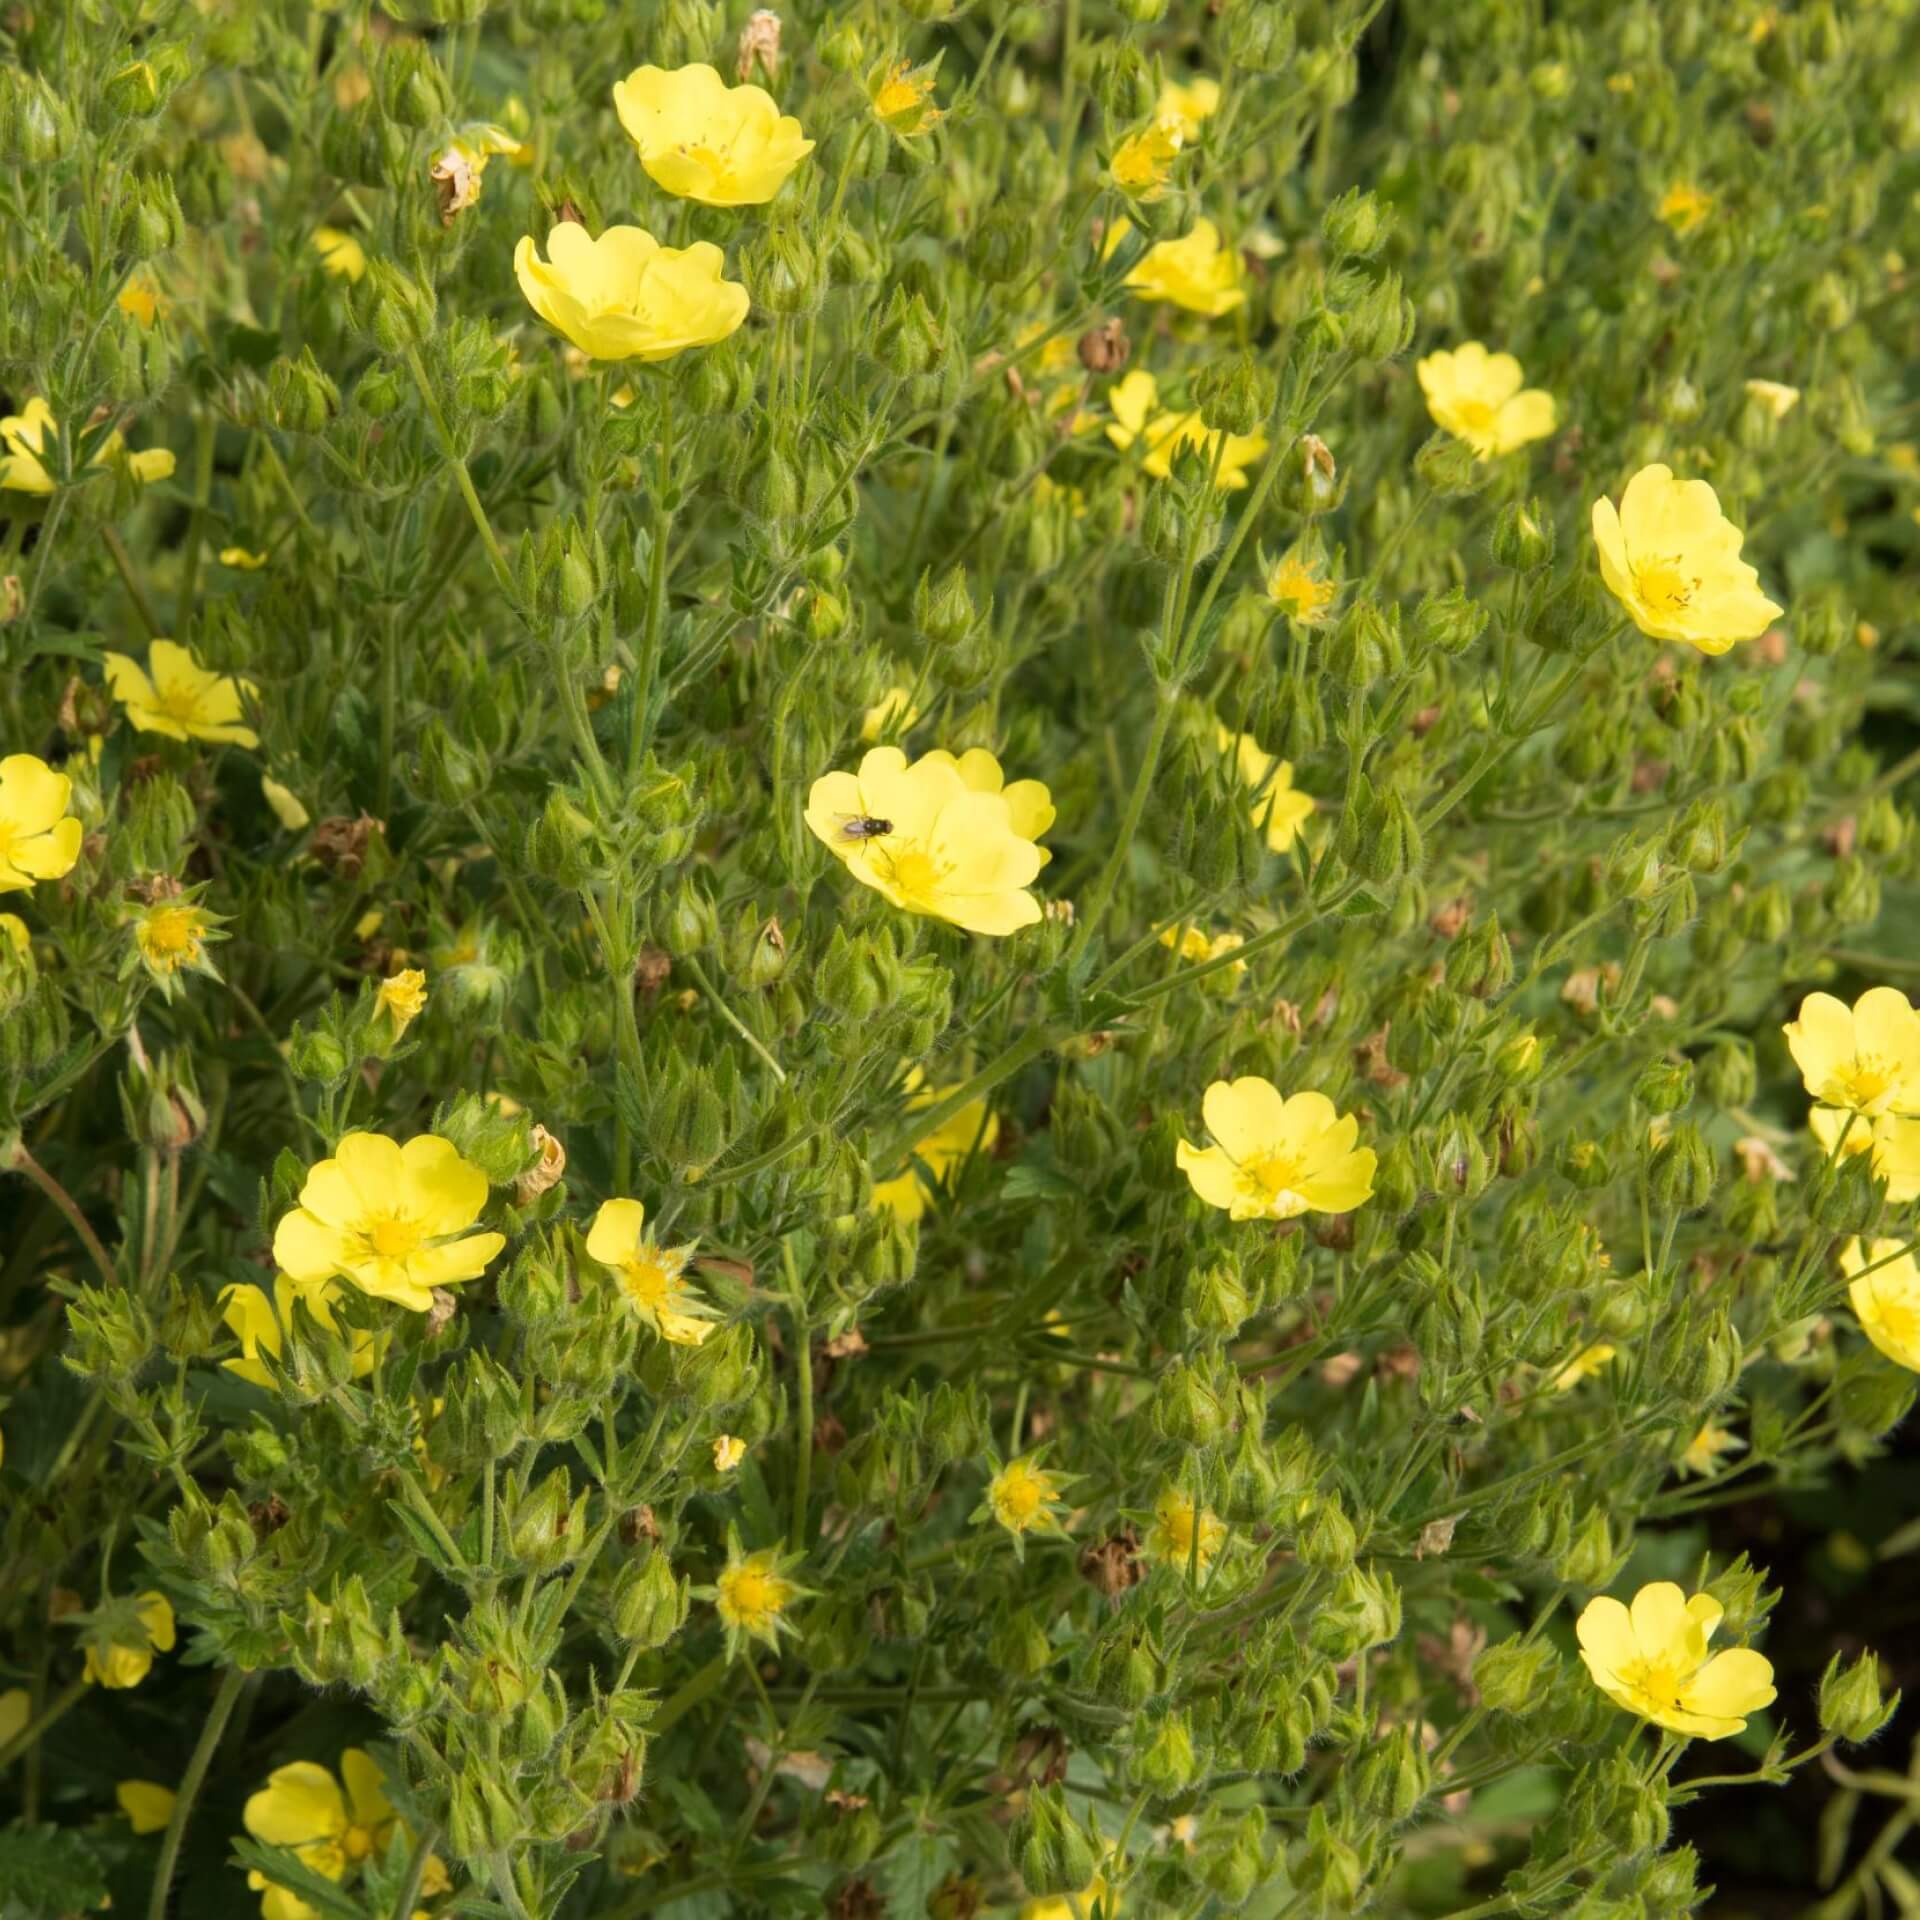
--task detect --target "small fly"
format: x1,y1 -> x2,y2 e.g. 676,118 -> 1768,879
837,813 -> 893,842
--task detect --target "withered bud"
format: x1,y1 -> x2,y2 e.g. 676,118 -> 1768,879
1077,318 -> 1130,374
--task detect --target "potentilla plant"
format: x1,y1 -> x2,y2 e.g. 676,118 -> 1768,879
0,0 -> 1916,1917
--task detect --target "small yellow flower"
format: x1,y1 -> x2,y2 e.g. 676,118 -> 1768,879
1840,1239 -> 1920,1373
103,639 -> 259,748
1785,989 -> 1920,1118
0,754 -> 84,894
83,1591 -> 175,1690
1158,924 -> 1245,980
714,1546 -> 801,1647
1110,119 -> 1183,197
220,547 -> 269,570
219,1277 -> 379,1390
614,62 -> 812,205
272,1131 -> 506,1312
117,1780 -> 178,1834
1811,1106 -> 1920,1204
985,1455 -> 1067,1538
261,776 -> 310,832
1107,370 -> 1268,489
1415,342 -> 1557,458
374,967 -> 428,1036
873,1067 -> 999,1224
1146,1488 -> 1226,1571
118,271 -> 165,329
1553,1341 -> 1617,1391
1108,216 -> 1246,317
311,226 -> 367,281
516,222 -> 748,363
1744,379 -> 1800,421
585,1198 -> 713,1345
1264,549 -> 1338,625
1217,723 -> 1314,852
860,686 -> 920,743
1177,1078 -> 1376,1223
1680,1423 -> 1745,1477
1656,183 -> 1714,234
805,746 -> 1054,938
1576,1581 -> 1775,1739
244,1749 -> 443,1920
1021,1875 -> 1115,1920
713,1434 -> 747,1472
131,899 -> 219,984
1,397 -> 175,494
1591,464 -> 1783,653
872,58 -> 942,136
1155,73 -> 1220,140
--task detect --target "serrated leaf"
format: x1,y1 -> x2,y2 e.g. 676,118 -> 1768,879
230,1840 -> 365,1918
1335,888 -> 1387,917
0,1825 -> 109,1916
1002,1160 -> 1079,1203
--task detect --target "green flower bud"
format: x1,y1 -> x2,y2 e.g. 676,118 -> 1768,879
1633,1058 -> 1694,1114
1328,599 -> 1401,690
1649,1120 -> 1716,1212
1294,1806 -> 1365,1912
1297,1496 -> 1357,1570
1490,497 -> 1556,570
120,175 -> 185,259
1193,355 -> 1275,436
1,70 -> 75,163
612,1550 -> 688,1649
914,564 -> 977,648
1134,1711 -> 1197,1792
1323,187 -> 1391,258
506,1466 -> 586,1574
1150,1357 -> 1229,1448
1412,586 -> 1487,659
1555,1507 -> 1622,1587
1474,1636 -> 1555,1714
353,262 -> 436,354
1343,269 -> 1416,361
1353,1722 -> 1430,1820
379,40 -> 453,129
1361,789 -> 1424,886
270,348 -> 341,434
874,286 -> 943,377
103,58 -> 163,120
1226,0 -> 1294,72
1014,1787 -> 1099,1897
1413,431 -> 1488,497
1818,1649 -> 1899,1745
967,203 -> 1035,285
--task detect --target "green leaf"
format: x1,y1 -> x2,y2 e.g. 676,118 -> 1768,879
0,1824 -> 109,1918
1335,888 -> 1387,918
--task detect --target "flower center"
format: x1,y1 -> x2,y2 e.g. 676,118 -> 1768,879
342,1822 -> 377,1864
1242,1151 -> 1308,1217
617,1245 -> 684,1313
875,842 -> 950,904
141,907 -> 198,959
996,1473 -> 1044,1524
1830,1056 -> 1895,1110
361,1213 -> 424,1261
720,1567 -> 783,1627
1868,1289 -> 1920,1348
1451,397 -> 1497,437
1633,558 -> 1700,614
1620,1655 -> 1692,1714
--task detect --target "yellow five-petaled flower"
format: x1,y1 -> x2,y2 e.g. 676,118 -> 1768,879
1591,464 -> 1782,653
516,221 -> 749,364
1416,342 -> 1557,459
1177,1077 -> 1376,1223
584,1197 -> 713,1345
614,62 -> 812,205
1576,1581 -> 1775,1739
1107,370 -> 1268,489
1840,1239 -> 1920,1374
0,753 -> 84,895
104,639 -> 259,748
1784,987 -> 1920,1119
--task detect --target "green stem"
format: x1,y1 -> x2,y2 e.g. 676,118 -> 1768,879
874,1025 -> 1055,1172
683,955 -> 786,1083
651,1653 -> 730,1735
101,524 -> 163,637
402,345 -> 513,597
391,1824 -> 441,1920
785,1242 -> 812,1553
4,1140 -> 115,1287
377,605 -> 397,821
629,383 -> 674,772
147,1666 -> 249,1920
0,1675 -> 87,1771
1067,691 -> 1178,969
177,410 -> 217,632
489,1849 -> 537,1920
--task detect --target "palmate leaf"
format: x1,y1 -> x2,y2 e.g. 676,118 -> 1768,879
0,1823 -> 109,1919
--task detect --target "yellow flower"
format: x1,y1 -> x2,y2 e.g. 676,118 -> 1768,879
1785,988 -> 1920,1118
1178,1079 -> 1376,1222
1217,723 -> 1314,852
261,776 -> 310,832
1020,1875 -> 1115,1920
1159,923 -> 1246,974
1146,1488 -> 1226,1571
1810,1106 -> 1920,1204
873,1068 -> 999,1224
1,397 -> 175,493
220,547 -> 269,570
311,226 -> 367,281
1680,1423 -> 1745,1477
585,1197 -> 713,1344
515,222 -> 749,363
1110,216 -> 1246,317
805,745 -> 1054,937
0,754 -> 83,894
220,1277 -> 379,1389
872,58 -> 942,136
985,1456 -> 1066,1537
118,271 -> 165,329
1591,464 -> 1783,652
1415,342 -> 1557,458
713,1433 -> 747,1471
117,1780 -> 177,1834
1106,370 -> 1267,489
244,1749 -> 442,1920
1576,1581 -> 1775,1739
1553,1341 -> 1618,1391
715,1546 -> 800,1646
103,639 -> 260,748
131,899 -> 219,983
272,1131 -> 506,1312
1156,73 -> 1220,140
860,686 -> 920,742
1264,549 -> 1337,625
1841,1239 -> 1920,1373
613,62 -> 812,205
83,1591 -> 175,1690
1657,183 -> 1714,234
375,966 -> 428,1035
1111,119 -> 1183,197
1744,378 -> 1800,421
